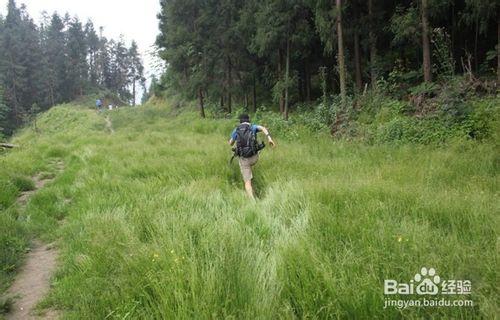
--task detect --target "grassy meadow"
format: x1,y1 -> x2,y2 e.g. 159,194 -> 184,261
0,101 -> 498,319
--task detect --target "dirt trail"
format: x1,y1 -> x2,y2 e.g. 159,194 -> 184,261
5,242 -> 59,320
5,161 -> 64,320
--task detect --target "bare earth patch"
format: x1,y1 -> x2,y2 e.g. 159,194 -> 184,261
5,241 -> 59,320
4,162 -> 65,319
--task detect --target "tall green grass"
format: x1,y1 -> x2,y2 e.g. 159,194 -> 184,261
0,102 -> 498,319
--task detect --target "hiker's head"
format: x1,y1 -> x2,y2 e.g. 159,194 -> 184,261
239,114 -> 250,123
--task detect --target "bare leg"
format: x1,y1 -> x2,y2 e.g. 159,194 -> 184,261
244,180 -> 255,199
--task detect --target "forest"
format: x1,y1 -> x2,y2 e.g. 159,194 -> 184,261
0,0 -> 145,136
153,0 -> 498,141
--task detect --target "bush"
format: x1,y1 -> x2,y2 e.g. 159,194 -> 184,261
460,98 -> 499,140
254,107 -> 300,140
375,116 -> 411,143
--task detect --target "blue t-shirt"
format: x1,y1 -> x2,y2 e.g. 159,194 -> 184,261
230,123 -> 260,140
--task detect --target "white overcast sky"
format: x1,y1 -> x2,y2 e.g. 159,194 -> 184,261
0,0 -> 163,81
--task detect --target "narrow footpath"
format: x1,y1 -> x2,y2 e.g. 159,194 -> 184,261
5,161 -> 64,320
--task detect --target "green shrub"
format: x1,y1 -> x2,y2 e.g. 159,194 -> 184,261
254,108 -> 300,140
375,116 -> 411,143
460,97 -> 499,140
409,81 -> 439,97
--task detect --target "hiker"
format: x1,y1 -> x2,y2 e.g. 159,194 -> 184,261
96,98 -> 103,112
229,114 -> 275,198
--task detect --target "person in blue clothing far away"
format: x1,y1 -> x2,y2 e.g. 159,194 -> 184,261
96,98 -> 103,112
228,114 -> 275,199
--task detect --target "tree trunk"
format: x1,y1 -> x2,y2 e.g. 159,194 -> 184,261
305,61 -> 311,101
49,84 -> 55,107
368,0 -> 377,88
8,53 -> 20,126
451,2 -> 456,67
278,49 -> 285,113
198,87 -> 205,118
227,56 -> 232,113
421,0 -> 432,82
0,143 -> 17,148
336,0 -> 347,105
244,93 -> 248,111
497,14 -> 500,84
132,80 -> 136,106
284,35 -> 290,121
252,75 -> 257,112
298,66 -> 304,102
474,15 -> 479,73
354,27 -> 363,92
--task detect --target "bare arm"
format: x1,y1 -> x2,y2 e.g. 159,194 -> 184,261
257,126 -> 276,147
228,138 -> 235,146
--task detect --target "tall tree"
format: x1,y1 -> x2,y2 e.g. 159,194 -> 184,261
0,0 -> 27,130
65,17 -> 88,97
368,0 -> 377,88
252,0 -> 311,119
461,0 -> 498,73
421,0 -> 432,82
156,0 -> 210,115
111,38 -> 131,100
0,84 -> 7,136
97,34 -> 113,88
43,13 -> 66,106
336,0 -> 347,104
85,20 -> 100,86
127,41 -> 145,105
352,0 -> 363,92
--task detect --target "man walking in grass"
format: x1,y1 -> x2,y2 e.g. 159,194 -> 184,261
96,98 -> 103,112
229,114 -> 275,198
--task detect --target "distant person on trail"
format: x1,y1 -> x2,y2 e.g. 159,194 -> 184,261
229,114 -> 275,199
96,98 -> 103,112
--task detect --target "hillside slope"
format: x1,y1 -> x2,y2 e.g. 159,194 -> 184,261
0,102 -> 498,319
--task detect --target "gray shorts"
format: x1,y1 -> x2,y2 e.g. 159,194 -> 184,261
239,154 -> 259,181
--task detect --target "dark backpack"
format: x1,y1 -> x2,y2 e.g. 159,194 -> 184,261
235,123 -> 260,158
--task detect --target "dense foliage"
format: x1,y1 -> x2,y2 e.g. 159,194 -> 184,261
154,0 -> 499,126
0,0 -> 145,136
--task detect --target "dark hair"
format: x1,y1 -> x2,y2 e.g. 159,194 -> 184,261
239,114 -> 250,123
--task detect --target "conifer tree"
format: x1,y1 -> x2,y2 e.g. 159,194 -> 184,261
127,41 -> 145,105
65,17 -> 89,97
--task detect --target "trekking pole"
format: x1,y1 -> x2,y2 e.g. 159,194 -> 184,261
229,148 -> 237,165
